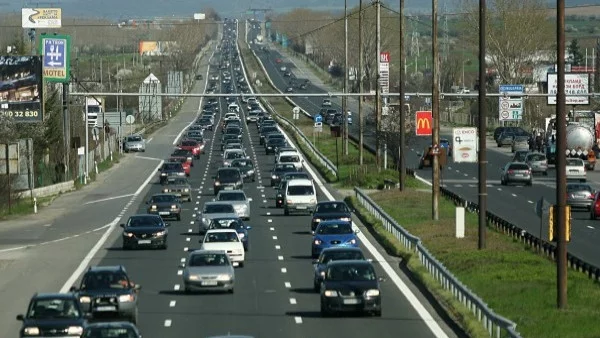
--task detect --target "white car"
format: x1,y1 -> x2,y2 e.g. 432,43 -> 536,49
566,158 -> 586,182
224,112 -> 239,121
200,229 -> 245,267
322,99 -> 332,107
277,151 -> 303,171
228,103 -> 240,113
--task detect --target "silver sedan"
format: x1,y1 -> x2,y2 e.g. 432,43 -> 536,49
182,250 -> 235,293
215,190 -> 252,220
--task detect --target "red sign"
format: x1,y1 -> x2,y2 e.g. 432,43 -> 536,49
415,111 -> 432,136
380,52 -> 390,63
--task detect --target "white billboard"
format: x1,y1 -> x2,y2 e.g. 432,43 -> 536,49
22,8 -> 62,28
547,73 -> 589,105
452,127 -> 478,163
193,13 -> 206,20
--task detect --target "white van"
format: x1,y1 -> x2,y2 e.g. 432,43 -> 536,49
284,179 -> 317,215
228,102 -> 240,113
276,151 -> 303,171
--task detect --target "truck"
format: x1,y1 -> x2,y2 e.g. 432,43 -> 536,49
86,97 -> 105,127
545,111 -> 598,170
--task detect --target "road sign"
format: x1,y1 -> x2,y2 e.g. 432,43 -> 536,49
292,106 -> 300,120
498,84 -> 524,121
314,122 -> 323,132
415,111 -> 432,136
22,8 -> 62,28
535,197 -> 551,218
125,115 -> 135,124
379,52 -> 390,94
547,73 -> 590,105
39,34 -> 70,82
452,127 -> 477,163
314,114 -> 323,123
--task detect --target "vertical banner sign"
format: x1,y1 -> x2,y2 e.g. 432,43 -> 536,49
546,73 -> 590,105
379,52 -> 390,94
415,111 -> 433,136
39,34 -> 71,83
498,85 -> 524,122
0,56 -> 44,123
452,127 -> 478,163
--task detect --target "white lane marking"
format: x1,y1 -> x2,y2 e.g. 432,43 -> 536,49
188,229 -> 193,233
269,227 -> 275,231
186,238 -> 191,242
164,319 -> 172,327
147,137 -> 153,143
497,188 -> 502,191
83,194 -> 135,205
281,268 -> 287,273
472,177 -> 477,180
43,223 -> 52,227
196,201 -> 200,204
184,247 -> 189,252
169,300 -> 176,307
284,282 -> 291,288
268,219 -> 273,223
272,236 -> 278,240
177,270 -> 183,276
528,200 -> 534,204
194,207 -> 198,211
135,156 -> 162,161
455,169 -> 460,173
294,316 -> 303,324
180,258 -> 186,262
192,214 -> 196,218
587,225 -> 595,229
278,255 -> 284,260
289,298 -> 297,304
511,193 -> 517,197
263,200 -> 267,203
190,221 -> 195,224
275,245 -> 281,250
174,284 -> 180,291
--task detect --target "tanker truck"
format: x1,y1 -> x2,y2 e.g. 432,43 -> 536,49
545,113 -> 597,170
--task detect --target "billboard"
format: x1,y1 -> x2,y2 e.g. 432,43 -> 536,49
547,73 -> 589,105
22,8 -> 62,28
0,56 -> 43,123
452,127 -> 478,163
415,111 -> 432,136
138,41 -> 178,56
39,34 -> 71,83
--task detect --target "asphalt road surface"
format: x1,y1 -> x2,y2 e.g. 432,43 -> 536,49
245,23 -> 600,270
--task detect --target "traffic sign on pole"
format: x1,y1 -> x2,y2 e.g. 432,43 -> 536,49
292,106 -> 300,120
39,34 -> 71,82
314,114 -> 323,123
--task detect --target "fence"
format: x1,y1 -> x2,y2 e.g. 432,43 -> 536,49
353,187 -> 522,338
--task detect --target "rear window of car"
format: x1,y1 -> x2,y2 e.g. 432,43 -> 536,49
218,169 -> 241,179
181,140 -> 197,146
567,184 -> 593,192
288,185 -> 314,196
508,164 -> 529,170
566,159 -> 584,166
527,154 -> 546,161
127,136 -> 142,142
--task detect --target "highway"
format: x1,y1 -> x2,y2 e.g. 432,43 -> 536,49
3,21 -> 466,338
246,23 -> 600,269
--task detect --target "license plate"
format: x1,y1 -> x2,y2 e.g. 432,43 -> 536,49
514,174 -> 523,177
95,306 -> 116,312
569,170 -> 578,173
201,281 -> 218,286
343,298 -> 360,305
224,186 -> 234,190
138,240 -> 151,244
159,211 -> 170,215
296,206 -> 307,209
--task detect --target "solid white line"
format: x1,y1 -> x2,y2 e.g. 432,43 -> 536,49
134,161 -> 166,196
169,300 -> 176,307
512,193 -> 517,197
587,225 -> 595,229
147,137 -> 153,143
164,319 -> 172,327
294,316 -> 303,324
135,155 -> 162,161
83,194 -> 135,205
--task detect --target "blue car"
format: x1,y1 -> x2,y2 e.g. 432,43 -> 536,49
313,247 -> 367,291
208,217 -> 252,251
440,138 -> 452,156
311,220 -> 359,258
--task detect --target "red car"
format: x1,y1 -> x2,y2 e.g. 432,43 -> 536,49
275,58 -> 282,63
178,139 -> 201,159
170,157 -> 191,176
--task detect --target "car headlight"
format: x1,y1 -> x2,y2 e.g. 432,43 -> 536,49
161,173 -> 167,176
340,217 -> 351,222
313,218 -> 322,223
314,239 -> 322,245
188,275 -> 199,281
320,271 -> 326,277
248,169 -> 255,174
365,289 -> 380,297
184,188 -> 189,192
24,327 -> 40,335
272,175 -> 277,179
215,181 -> 221,186
123,232 -> 133,238
79,296 -> 91,303
155,230 -> 167,237
238,233 -> 245,238
171,204 -> 177,209
350,238 -> 357,244
67,326 -> 84,335
151,205 -> 157,209
163,189 -> 169,193
324,290 -> 338,297
119,294 -> 135,302
216,274 -> 231,281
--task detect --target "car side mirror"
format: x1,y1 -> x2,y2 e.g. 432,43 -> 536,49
69,286 -> 78,292
16,314 -> 24,321
246,226 -> 252,230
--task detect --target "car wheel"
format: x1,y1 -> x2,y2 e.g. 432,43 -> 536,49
122,243 -> 129,250
176,215 -> 181,221
591,211 -> 597,220
373,309 -> 382,317
239,262 -> 244,267
142,149 -> 146,152
526,180 -> 532,186
162,243 -> 168,250
228,288 -> 234,294
320,302 -> 331,317
130,308 -> 138,324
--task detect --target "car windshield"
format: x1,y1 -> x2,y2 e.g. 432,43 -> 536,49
321,250 -> 365,264
189,253 -> 229,267
150,195 -> 177,203
167,178 -> 188,185
204,232 -> 239,243
218,192 -> 245,201
288,185 -> 314,195
83,327 -> 138,338
211,218 -> 243,229
327,264 -> 376,281
81,271 -> 130,290
218,170 -> 240,179
170,157 -> 187,164
317,223 -> 353,235
280,155 -> 300,162
275,164 -> 296,171
204,204 -> 235,213
127,216 -> 163,227
566,159 -> 583,166
226,152 -> 244,159
232,160 -> 253,168
127,136 -> 142,142
513,152 -> 528,161
172,150 -> 190,157
567,184 -> 593,192
181,141 -> 197,146
527,154 -> 546,162
28,298 -> 80,319
316,203 -> 349,213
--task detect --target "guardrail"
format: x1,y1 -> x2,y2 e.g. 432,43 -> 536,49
353,187 -> 522,338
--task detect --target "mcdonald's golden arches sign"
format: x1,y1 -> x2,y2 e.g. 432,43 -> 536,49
415,111 -> 432,136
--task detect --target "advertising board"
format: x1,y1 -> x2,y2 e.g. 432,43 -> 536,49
452,127 -> 477,163
0,56 -> 43,123
547,73 -> 589,105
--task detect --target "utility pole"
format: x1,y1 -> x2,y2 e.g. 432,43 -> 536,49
375,0 -> 382,168
431,0 -> 440,220
62,82 -> 70,181
343,0 -> 349,155
398,0 -> 406,191
556,0 -> 568,309
595,38 -> 600,93
358,0 -> 364,165
478,0 -> 488,249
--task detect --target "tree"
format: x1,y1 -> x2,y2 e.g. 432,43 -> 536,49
458,0 -> 554,85
568,39 -> 584,66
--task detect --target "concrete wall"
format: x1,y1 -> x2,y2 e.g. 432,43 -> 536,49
18,181 -> 76,199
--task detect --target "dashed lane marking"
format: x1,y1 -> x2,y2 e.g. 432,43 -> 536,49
294,317 -> 303,324
269,227 -> 275,231
275,245 -> 281,250
528,200 -> 534,204
164,319 -> 172,327
289,298 -> 297,304
278,256 -> 284,261
169,301 -> 176,307
173,284 -> 180,291
186,238 -> 191,242
268,219 -> 273,223
272,236 -> 278,240
284,282 -> 291,288
281,268 -> 287,273
511,193 -> 517,197
177,270 -> 183,276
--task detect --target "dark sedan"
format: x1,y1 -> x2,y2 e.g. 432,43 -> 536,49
146,194 -> 182,221
17,293 -> 88,338
158,162 -> 186,184
266,137 -> 288,155
231,158 -> 256,182
83,321 -> 141,338
311,201 -> 353,232
313,247 -> 366,291
567,183 -> 595,210
121,214 -> 170,249
171,149 -> 194,166
320,260 -> 383,317
270,163 -> 297,186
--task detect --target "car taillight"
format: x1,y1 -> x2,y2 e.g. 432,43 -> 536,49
589,193 -> 595,200
507,170 -> 514,174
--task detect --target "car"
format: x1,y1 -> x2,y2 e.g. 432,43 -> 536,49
567,183 -> 595,210
320,260 -> 382,317
223,149 -> 247,167
276,151 -> 303,171
200,229 -> 245,267
524,152 -> 548,175
496,131 -> 515,147
17,293 -> 87,338
566,158 -> 586,182
208,217 -> 252,251
146,193 -> 182,221
439,138 -> 452,156
259,127 -> 279,144
178,139 -> 202,159
123,135 -> 146,153
266,137 -> 288,155
197,201 -> 238,233
169,156 -> 191,176
198,117 -> 214,130
120,214 -> 170,250
270,163 -> 297,186
322,99 -> 332,107
186,131 -> 205,144
246,111 -> 261,123
512,150 -> 530,163
311,220 -> 360,258
284,178 -> 317,215
182,250 -> 235,293
70,266 -> 140,324
263,133 -> 285,149
213,167 -> 244,194
215,190 -> 252,220
589,191 -> 600,219
171,148 -> 194,165
500,162 -> 532,186
311,201 -> 353,232
312,247 -> 367,291
230,158 -> 256,182
162,177 -> 192,202
82,322 -> 141,338
158,162 -> 186,184
511,136 -> 530,153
